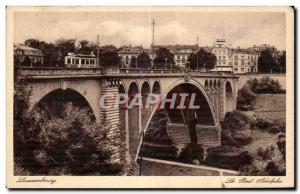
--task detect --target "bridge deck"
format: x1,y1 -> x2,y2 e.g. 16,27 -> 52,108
18,67 -> 239,80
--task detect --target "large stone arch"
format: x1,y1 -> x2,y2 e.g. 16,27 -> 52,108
135,79 -> 219,160
145,78 -> 217,127
27,80 -> 101,122
31,88 -> 98,121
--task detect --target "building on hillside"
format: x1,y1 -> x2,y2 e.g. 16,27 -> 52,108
118,46 -> 144,68
248,44 -> 277,53
14,44 -> 44,66
64,53 -> 98,68
230,48 -> 259,74
211,39 -> 232,72
153,45 -> 198,68
211,39 -> 259,74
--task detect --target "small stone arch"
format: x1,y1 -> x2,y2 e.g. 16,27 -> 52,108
141,81 -> 151,108
213,80 -> 216,88
225,81 -> 234,113
128,81 -> 140,100
152,80 -> 161,94
204,80 -> 208,88
209,80 -> 213,88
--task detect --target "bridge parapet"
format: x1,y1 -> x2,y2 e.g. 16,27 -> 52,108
18,67 -> 238,79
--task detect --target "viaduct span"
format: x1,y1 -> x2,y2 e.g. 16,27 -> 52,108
18,67 -> 239,161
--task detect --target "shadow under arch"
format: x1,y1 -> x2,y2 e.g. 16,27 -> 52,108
32,88 -> 97,121
135,78 -> 218,161
225,81 -> 234,113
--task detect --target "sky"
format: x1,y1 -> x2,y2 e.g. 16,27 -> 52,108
13,10 -> 286,50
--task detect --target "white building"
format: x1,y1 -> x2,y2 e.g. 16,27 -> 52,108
64,53 -> 98,68
211,39 -> 258,74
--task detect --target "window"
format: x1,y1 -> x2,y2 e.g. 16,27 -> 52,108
81,59 -> 85,65
241,67 -> 244,72
67,58 -> 71,64
235,61 -> 238,66
86,59 -> 90,65
90,60 -> 94,64
75,59 -> 79,64
234,68 -> 238,71
72,58 -> 75,64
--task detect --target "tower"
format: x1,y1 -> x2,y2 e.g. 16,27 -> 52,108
151,19 -> 155,48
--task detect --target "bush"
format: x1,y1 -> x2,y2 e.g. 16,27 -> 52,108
251,118 -> 286,134
16,103 -> 125,175
178,143 -> 204,164
205,146 -> 253,170
277,133 -> 286,160
237,87 -> 256,111
252,118 -> 273,129
247,77 -> 285,94
240,145 -> 285,176
221,111 -> 252,147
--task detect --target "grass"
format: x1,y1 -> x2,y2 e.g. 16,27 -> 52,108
254,94 -> 286,122
241,130 -> 277,156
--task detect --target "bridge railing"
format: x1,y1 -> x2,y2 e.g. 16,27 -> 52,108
18,67 -> 104,76
17,67 -> 238,78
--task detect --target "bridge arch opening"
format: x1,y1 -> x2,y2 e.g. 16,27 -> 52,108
137,81 -> 218,161
204,80 -> 208,88
118,83 -> 126,129
128,81 -> 139,103
127,81 -> 141,159
152,81 -> 161,94
141,81 -> 150,108
225,81 -> 234,113
35,88 -> 96,120
163,83 -> 215,125
209,80 -> 213,88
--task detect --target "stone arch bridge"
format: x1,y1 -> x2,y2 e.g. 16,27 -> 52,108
18,67 -> 238,161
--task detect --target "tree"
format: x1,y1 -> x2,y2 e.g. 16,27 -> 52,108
99,45 -> 121,67
24,38 -> 61,67
55,38 -> 76,66
153,47 -> 174,69
258,49 -> 276,73
278,51 -> 286,73
137,51 -> 151,68
76,40 -> 97,55
188,49 -> 216,70
129,56 -> 137,68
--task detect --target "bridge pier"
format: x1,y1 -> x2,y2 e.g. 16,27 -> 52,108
218,81 -> 226,120
99,79 -> 122,162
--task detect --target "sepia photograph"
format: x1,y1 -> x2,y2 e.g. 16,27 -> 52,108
6,6 -> 294,188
